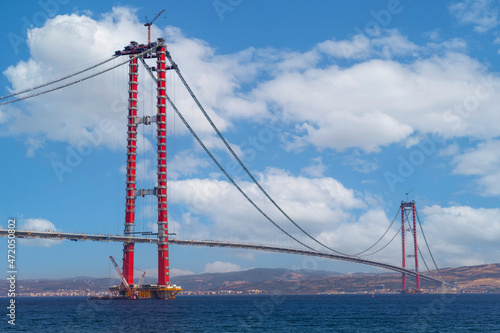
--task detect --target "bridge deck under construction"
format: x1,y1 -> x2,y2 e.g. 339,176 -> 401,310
0,229 -> 446,286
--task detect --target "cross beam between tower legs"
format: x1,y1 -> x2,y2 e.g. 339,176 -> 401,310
156,42 -> 170,286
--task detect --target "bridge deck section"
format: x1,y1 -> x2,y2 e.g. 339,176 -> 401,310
0,229 -> 445,285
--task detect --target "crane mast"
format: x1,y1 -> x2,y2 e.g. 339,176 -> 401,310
137,271 -> 146,289
109,256 -> 134,298
144,9 -> 165,45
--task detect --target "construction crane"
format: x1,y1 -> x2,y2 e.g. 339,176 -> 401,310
144,9 -> 165,45
109,256 -> 135,299
136,271 -> 146,290
405,189 -> 413,202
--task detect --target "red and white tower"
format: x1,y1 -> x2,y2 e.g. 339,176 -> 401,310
113,39 -> 181,299
412,201 -> 421,291
156,43 -> 170,286
400,200 -> 421,293
122,56 -> 139,285
401,202 -> 406,291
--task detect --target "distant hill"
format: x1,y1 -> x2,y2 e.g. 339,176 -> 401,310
171,268 -> 345,294
1,264 -> 499,296
171,264 -> 500,294
436,263 -> 500,289
173,268 -> 341,285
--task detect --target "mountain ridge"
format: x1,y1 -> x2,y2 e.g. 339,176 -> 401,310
1,264 -> 499,296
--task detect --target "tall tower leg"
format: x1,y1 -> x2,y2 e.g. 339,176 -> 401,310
401,202 -> 406,292
122,56 -> 139,285
156,43 -> 170,286
413,201 -> 421,291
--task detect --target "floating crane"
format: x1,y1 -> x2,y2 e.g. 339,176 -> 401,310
91,256 -> 178,300
109,256 -> 136,299
144,9 -> 165,45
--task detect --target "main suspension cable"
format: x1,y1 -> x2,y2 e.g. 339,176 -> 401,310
404,214 -> 432,275
164,50 -> 354,256
353,207 -> 400,256
1,45 -> 161,106
416,208 -> 446,281
140,58 -> 318,253
0,56 -> 117,101
361,225 -> 402,257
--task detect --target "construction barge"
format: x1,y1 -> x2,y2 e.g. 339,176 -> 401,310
90,284 -> 182,300
90,256 -> 182,300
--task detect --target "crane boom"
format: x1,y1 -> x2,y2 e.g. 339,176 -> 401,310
109,256 -> 132,295
150,9 -> 165,25
144,9 -> 165,44
137,271 -> 146,288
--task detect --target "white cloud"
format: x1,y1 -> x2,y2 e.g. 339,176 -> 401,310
317,29 -> 419,59
166,165 -> 500,267
452,140 -> 500,195
343,150 -> 378,174
1,8 -> 262,154
317,203 -> 500,267
3,8 -> 500,155
24,137 -> 45,157
127,267 -> 194,280
424,29 -> 442,42
302,111 -> 413,153
168,150 -> 210,179
253,50 -> 500,152
301,157 -> 327,177
438,143 -> 460,157
168,212 -> 211,240
316,208 -> 396,256
0,110 -> 6,124
120,150 -> 210,188
19,218 -> 62,247
204,261 -> 242,273
20,218 -> 57,231
170,169 -> 377,250
3,8 -> 145,151
112,268 -> 174,282
274,50 -> 320,73
449,0 -> 499,33
421,205 -> 500,266
196,134 -> 244,158
133,269 -> 150,280
121,158 -> 156,183
171,268 -> 195,277
163,26 -> 269,126
228,250 -> 256,261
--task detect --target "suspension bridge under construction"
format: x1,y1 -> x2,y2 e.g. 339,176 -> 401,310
0,34 -> 450,299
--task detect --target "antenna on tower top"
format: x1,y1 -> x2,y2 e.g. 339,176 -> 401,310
144,9 -> 165,44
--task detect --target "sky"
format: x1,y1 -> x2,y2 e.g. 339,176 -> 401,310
1,0 -> 500,281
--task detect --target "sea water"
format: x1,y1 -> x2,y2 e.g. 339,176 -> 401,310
3,294 -> 500,332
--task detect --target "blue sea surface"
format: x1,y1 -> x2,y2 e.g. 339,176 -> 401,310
3,294 -> 500,332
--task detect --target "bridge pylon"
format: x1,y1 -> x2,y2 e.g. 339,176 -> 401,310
400,200 -> 421,293
112,39 -> 181,299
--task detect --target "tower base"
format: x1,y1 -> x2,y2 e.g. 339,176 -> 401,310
400,288 -> 424,294
92,284 -> 182,300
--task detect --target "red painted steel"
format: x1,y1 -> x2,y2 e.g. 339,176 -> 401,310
413,202 -> 421,290
122,55 -> 139,285
156,43 -> 170,285
401,202 -> 406,291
